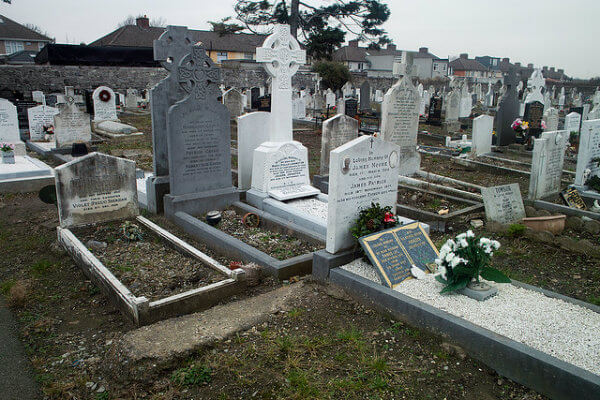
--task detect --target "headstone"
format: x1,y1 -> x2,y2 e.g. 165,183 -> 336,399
582,104 -> 590,122
564,112 -> 581,134
237,112 -> 270,190
344,98 -> 358,118
459,81 -> 472,118
495,68 -> 520,146
250,87 -> 260,108
166,46 -> 233,197
419,90 -> 428,116
27,105 -> 59,141
335,98 -> 345,115
292,97 -> 306,119
426,96 -> 442,126
0,98 -> 25,154
543,107 -> 559,132
529,130 -> 568,199
92,86 -> 118,122
524,68 -> 545,104
359,223 -> 437,288
320,114 -> 358,175
523,101 -> 544,138
125,89 -> 138,109
445,90 -> 460,121
325,89 -> 336,108
32,91 -> 45,105
360,81 -> 371,111
481,183 -> 526,224
559,87 -> 565,107
574,119 -> 600,187
471,114 -> 494,156
326,135 -> 400,253
223,88 -> 244,118
380,76 -> 421,176
53,96 -> 92,148
54,153 -> 138,228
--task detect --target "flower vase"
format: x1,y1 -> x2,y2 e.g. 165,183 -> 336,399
44,134 -> 53,142
458,279 -> 498,301
1,150 -> 15,164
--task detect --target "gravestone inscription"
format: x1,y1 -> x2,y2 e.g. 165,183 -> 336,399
27,105 -> 59,141
53,97 -> 92,148
481,183 -> 526,224
574,119 -> 600,187
92,86 -> 118,121
529,130 -> 568,199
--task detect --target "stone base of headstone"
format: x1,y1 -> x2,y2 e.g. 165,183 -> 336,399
443,121 -> 460,134
145,175 -> 170,214
312,174 -> 329,194
164,187 -> 240,219
458,282 -> 498,301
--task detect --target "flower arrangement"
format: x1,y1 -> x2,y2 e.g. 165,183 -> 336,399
120,221 -> 144,242
434,230 -> 510,294
350,202 -> 399,244
0,143 -> 15,152
43,124 -> 54,135
541,120 -> 547,130
511,118 -> 529,134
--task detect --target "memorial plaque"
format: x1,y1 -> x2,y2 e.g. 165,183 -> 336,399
54,153 -> 138,228
320,114 -> 358,175
327,135 -> 400,253
27,105 -> 59,141
560,188 -> 587,210
523,101 -> 544,138
481,183 -> 526,224
257,95 -> 271,112
360,223 -> 438,288
380,76 -> 421,176
426,96 -> 442,126
263,142 -> 319,200
344,99 -> 358,118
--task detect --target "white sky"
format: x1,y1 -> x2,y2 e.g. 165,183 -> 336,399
1,0 -> 598,79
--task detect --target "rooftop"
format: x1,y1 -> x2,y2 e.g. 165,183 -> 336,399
0,14 -> 52,41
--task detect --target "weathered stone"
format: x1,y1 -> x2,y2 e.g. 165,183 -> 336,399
481,184 -> 525,224
582,219 -> 600,235
92,86 -> 118,121
524,205 -> 538,217
53,97 -> 92,148
565,216 -> 583,230
320,114 -> 358,175
27,105 -> 59,141
528,130 -> 568,200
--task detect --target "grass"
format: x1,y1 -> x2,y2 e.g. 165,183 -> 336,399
30,259 -> 56,277
171,364 -> 212,386
0,279 -> 16,295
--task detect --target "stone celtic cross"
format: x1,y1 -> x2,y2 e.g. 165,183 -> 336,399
256,24 -> 306,142
178,45 -> 221,101
154,25 -> 194,72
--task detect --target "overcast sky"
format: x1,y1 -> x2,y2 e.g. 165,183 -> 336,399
2,0 -> 598,79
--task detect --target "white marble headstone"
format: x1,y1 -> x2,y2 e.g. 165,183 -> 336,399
0,98 -> 25,155
564,112 -> 581,134
237,112 -> 271,190
27,105 -> 59,141
574,119 -> 600,187
92,86 -> 118,121
528,130 -> 568,200
53,97 -> 92,148
543,107 -> 559,132
471,115 -> 494,156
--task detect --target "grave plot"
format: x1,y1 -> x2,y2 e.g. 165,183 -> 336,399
55,153 -> 246,325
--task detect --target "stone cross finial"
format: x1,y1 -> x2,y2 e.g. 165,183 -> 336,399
256,24 -> 306,142
178,46 -> 220,101
154,25 -> 195,72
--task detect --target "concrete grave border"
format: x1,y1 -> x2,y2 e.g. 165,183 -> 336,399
312,250 -> 600,400
57,215 -> 246,326
167,201 -> 320,280
0,156 -> 54,193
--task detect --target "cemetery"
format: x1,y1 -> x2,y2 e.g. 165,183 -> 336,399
0,2 -> 600,399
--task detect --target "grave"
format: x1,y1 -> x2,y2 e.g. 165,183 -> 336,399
528,130 -> 568,200
426,96 -> 442,126
0,98 -> 26,155
444,90 -> 460,133
92,86 -> 118,122
27,105 -> 59,141
146,25 -> 194,214
523,101 -> 544,138
495,68 -> 520,146
481,183 -> 526,224
53,96 -> 92,148
237,112 -> 270,191
573,119 -> 600,198
125,89 -> 138,109
459,81 -> 472,118
55,152 -> 245,325
223,88 -> 244,119
360,81 -> 371,111
543,107 -> 559,132
163,45 -> 239,217
292,97 -> 306,119
380,75 -> 421,176
471,114 -> 494,156
564,112 -> 581,134
32,90 -> 45,105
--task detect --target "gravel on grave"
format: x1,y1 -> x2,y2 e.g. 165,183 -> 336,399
286,197 -> 327,220
341,258 -> 600,377
72,219 -> 226,301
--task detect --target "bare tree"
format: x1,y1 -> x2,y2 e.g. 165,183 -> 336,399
116,15 -> 167,28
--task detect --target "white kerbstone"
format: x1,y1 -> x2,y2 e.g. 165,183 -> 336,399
326,136 -> 400,253
341,259 -> 600,377
471,115 -> 493,156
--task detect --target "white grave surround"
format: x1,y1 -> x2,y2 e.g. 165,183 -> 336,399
54,152 -> 138,228
251,141 -> 319,201
0,98 -> 26,155
528,130 -> 568,200
0,155 -> 53,193
27,105 -> 59,141
471,115 -> 494,156
574,119 -> 600,189
326,136 -> 401,254
92,86 -> 119,122
237,112 -> 270,190
481,183 -> 526,224
564,112 -> 581,134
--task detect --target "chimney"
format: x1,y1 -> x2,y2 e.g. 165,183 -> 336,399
419,47 -> 428,53
459,53 -> 468,59
515,62 -> 521,67
550,67 -> 555,72
387,44 -> 396,51
136,15 -> 150,29
502,57 -> 510,63
348,39 -> 359,48
527,63 -> 533,68
558,69 -> 564,74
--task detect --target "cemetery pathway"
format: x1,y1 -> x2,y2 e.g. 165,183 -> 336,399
0,297 -> 42,400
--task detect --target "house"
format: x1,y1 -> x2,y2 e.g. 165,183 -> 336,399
0,14 -> 53,56
332,40 -> 448,79
89,16 -> 266,65
449,54 -> 494,82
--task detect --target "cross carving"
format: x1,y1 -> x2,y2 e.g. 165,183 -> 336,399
178,46 -> 221,101
256,25 -> 306,90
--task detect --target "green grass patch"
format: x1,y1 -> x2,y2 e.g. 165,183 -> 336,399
171,364 -> 212,386
0,279 -> 16,295
30,259 -> 56,277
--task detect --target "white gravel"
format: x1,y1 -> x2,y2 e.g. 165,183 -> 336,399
342,258 -> 600,377
286,197 -> 328,221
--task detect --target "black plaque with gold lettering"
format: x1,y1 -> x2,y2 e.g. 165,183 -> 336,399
560,187 -> 587,210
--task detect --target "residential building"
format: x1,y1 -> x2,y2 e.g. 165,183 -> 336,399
449,54 -> 495,82
0,14 -> 53,56
90,16 -> 266,65
412,47 -> 448,79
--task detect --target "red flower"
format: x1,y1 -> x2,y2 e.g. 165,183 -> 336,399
384,212 -> 395,223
